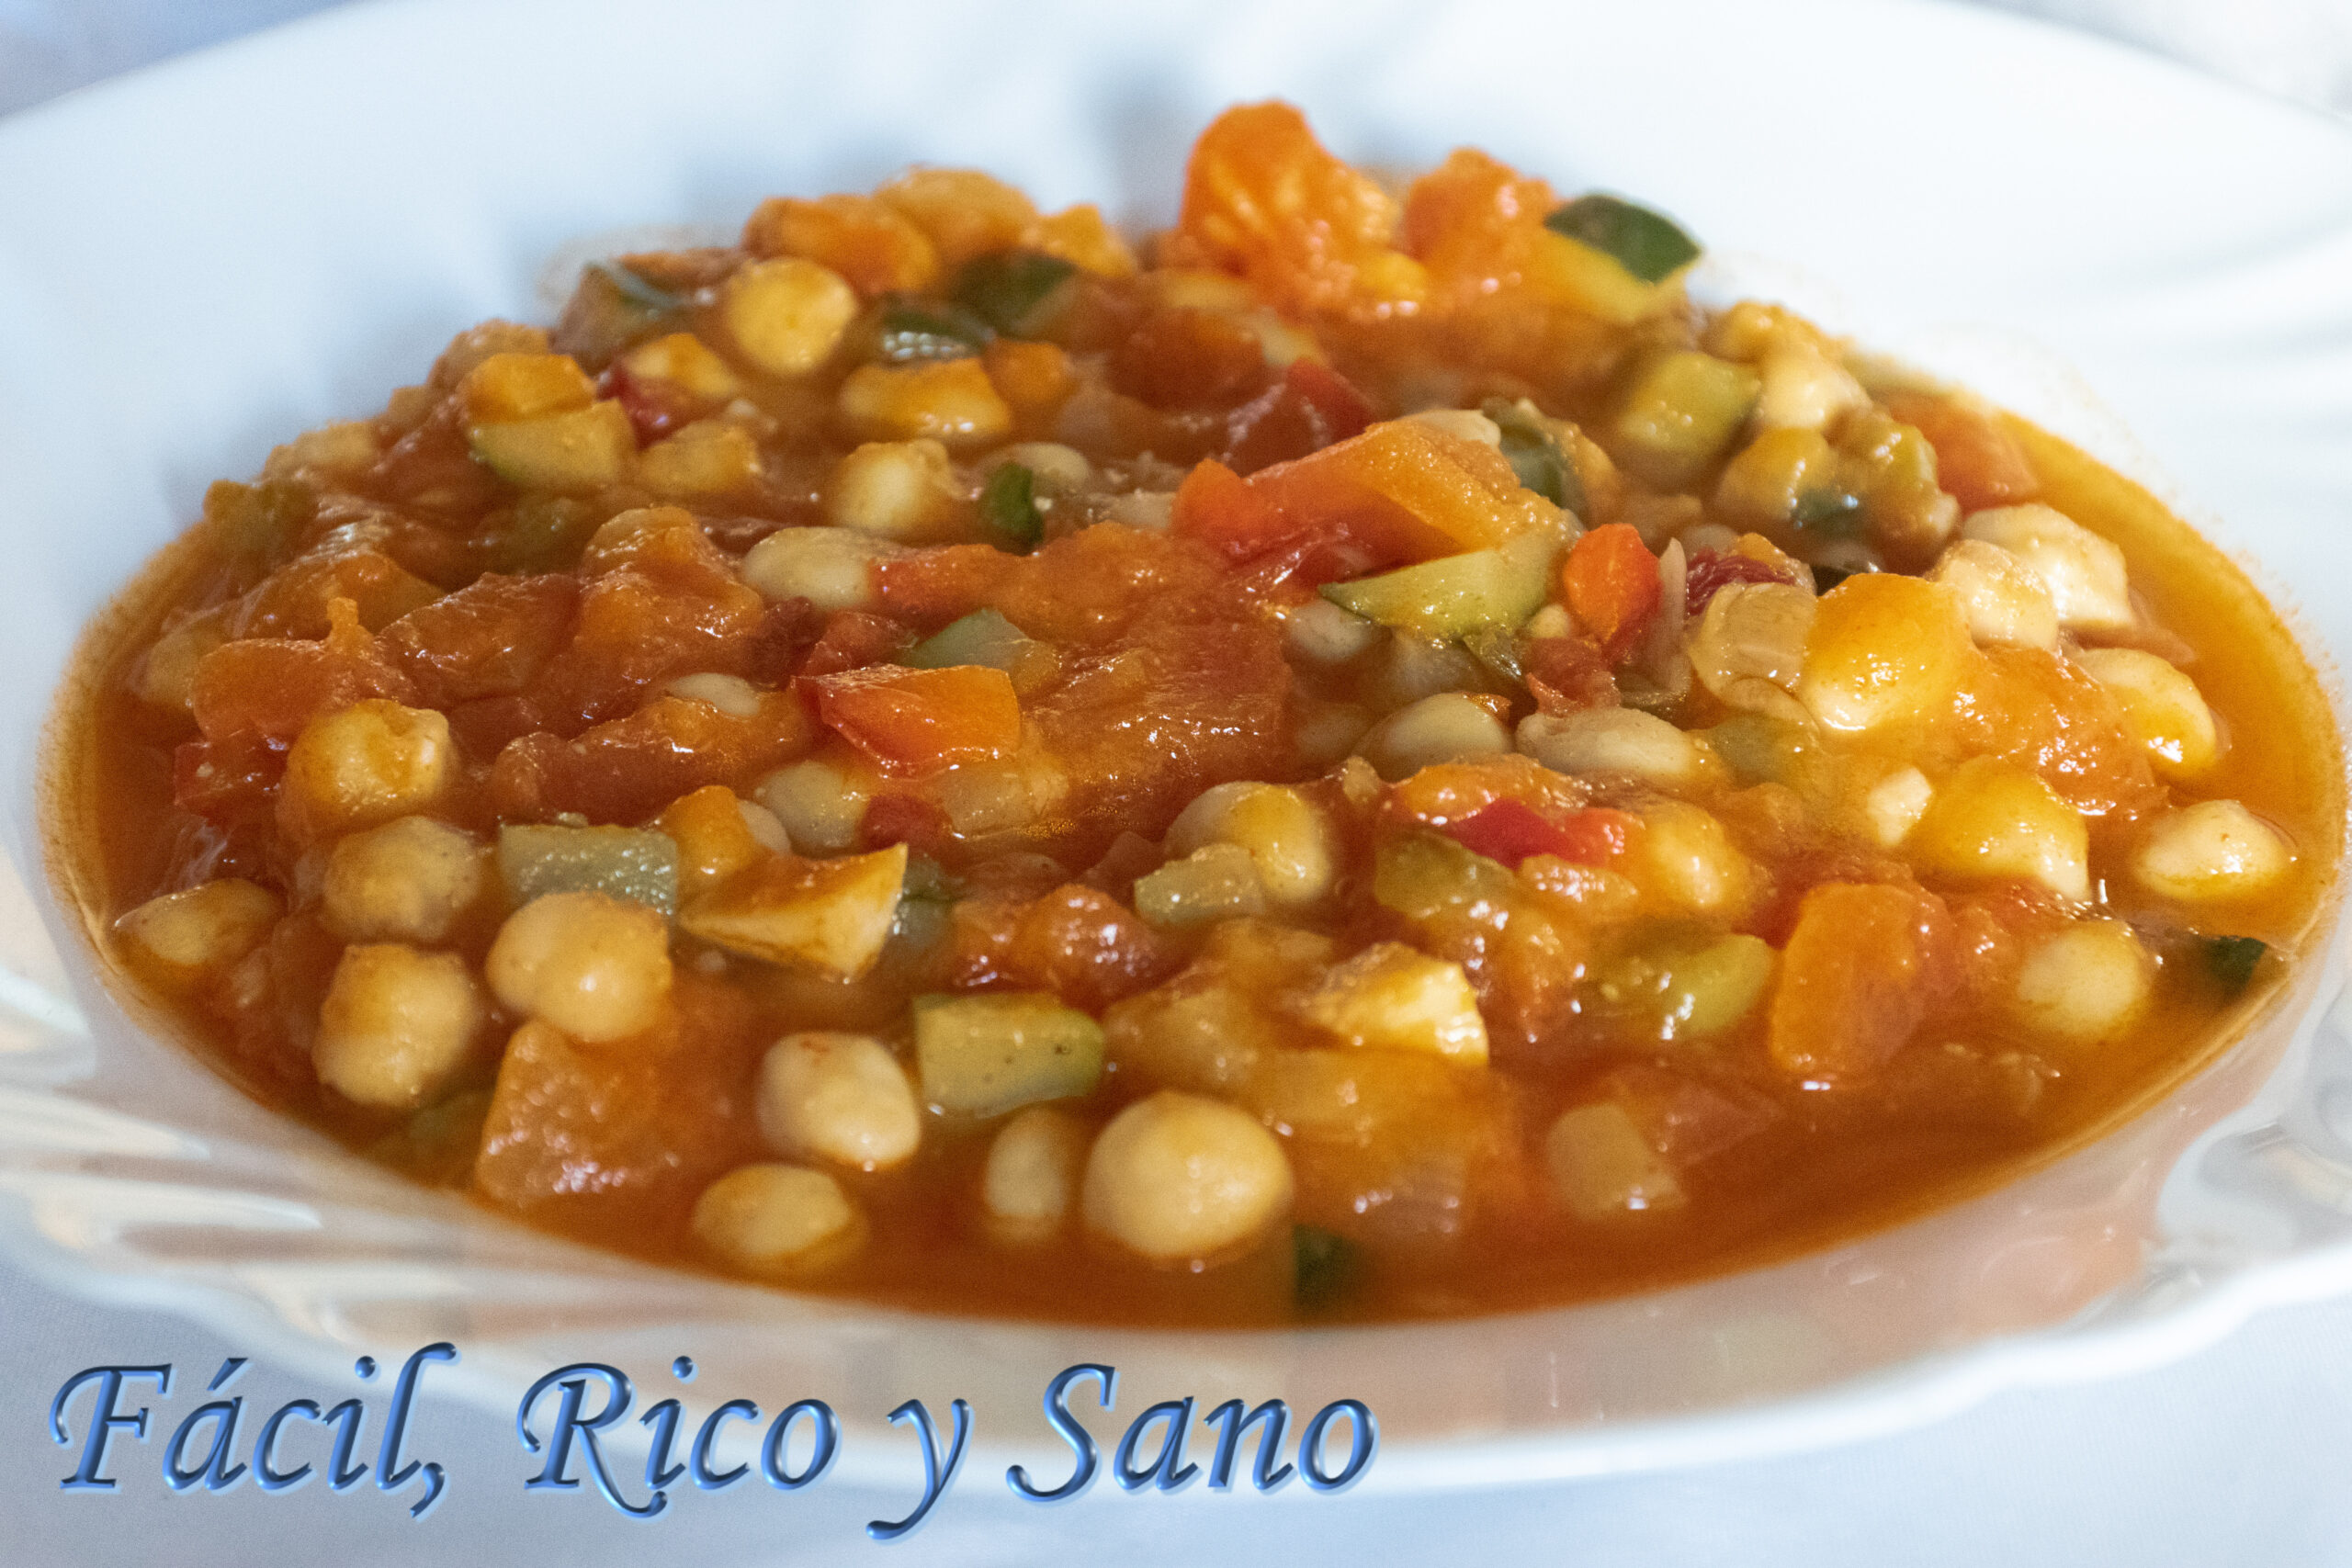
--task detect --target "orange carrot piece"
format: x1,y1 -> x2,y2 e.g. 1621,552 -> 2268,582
1559,524 -> 1660,661
806,662 -> 1020,779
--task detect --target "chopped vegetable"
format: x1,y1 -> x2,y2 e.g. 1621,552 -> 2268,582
806,662 -> 1022,779
498,823 -> 680,913
679,843 -> 909,978
2207,934 -> 2267,993
1559,523 -> 1660,660
1444,800 -> 1632,871
1293,1224 -> 1361,1315
1319,529 -> 1555,639
1600,931 -> 1777,1041
978,461 -> 1045,549
913,991 -> 1104,1116
1133,843 -> 1268,929
1295,942 -> 1489,1064
904,607 -> 1032,672
1608,351 -> 1759,491
955,250 -> 1079,335
1482,398 -> 1584,515
871,297 -> 993,363
1544,195 -> 1702,285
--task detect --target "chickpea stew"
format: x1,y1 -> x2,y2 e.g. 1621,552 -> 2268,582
54,105 -> 2342,1325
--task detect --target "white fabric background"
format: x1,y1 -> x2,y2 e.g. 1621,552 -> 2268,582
6,2 -> 2352,1562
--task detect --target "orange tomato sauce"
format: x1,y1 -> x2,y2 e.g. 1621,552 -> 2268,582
46,105 -> 2343,1325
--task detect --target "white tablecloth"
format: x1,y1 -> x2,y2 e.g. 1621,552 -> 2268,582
6,4 -> 2351,1562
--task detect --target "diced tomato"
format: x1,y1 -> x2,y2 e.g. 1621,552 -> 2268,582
1109,308 -> 1271,409
1521,635 -> 1619,715
798,610 -> 914,679
1768,882 -> 1957,1081
1400,148 -> 1556,309
874,543 -> 1018,626
491,692 -> 811,824
1681,547 -> 1792,615
1882,391 -> 2039,513
473,976 -> 768,1238
1444,799 -> 1635,870
1559,524 -> 1659,661
805,662 -> 1021,778
1171,457 -> 1302,562
172,733 -> 284,822
1177,101 -> 1413,319
858,791 -> 956,859
1249,418 -> 1544,564
379,572 -> 579,708
1221,360 -> 1377,473
189,597 -> 417,745
603,360 -> 703,446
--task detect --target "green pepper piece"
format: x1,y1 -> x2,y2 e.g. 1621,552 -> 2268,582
979,462 -> 1044,550
493,494 -> 602,573
2207,934 -> 2267,993
1544,195 -> 1702,285
1294,1224 -> 1361,1316
956,250 -> 1079,335
1481,398 -> 1586,517
1792,487 -> 1866,536
874,298 -> 994,363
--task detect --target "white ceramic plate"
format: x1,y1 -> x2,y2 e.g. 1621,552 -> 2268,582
4,0 -> 2352,1490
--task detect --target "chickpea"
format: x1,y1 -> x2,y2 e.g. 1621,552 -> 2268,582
757,1032 -> 922,1171
1165,782 -> 1335,908
741,526 -> 888,613
719,257 -> 858,377
1686,581 -> 1815,721
619,331 -> 742,402
1360,693 -> 1511,782
1081,1091 -> 1293,1265
1907,756 -> 2089,901
1797,574 -> 1975,733
1962,503 -> 2133,633
485,891 -> 673,1043
321,816 -> 486,943
1928,538 -> 2059,649
313,944 -> 486,1110
2133,800 -> 2292,902
639,421 -> 762,499
982,1107 -> 1088,1244
837,360 -> 1013,450
1518,707 -> 1702,789
691,1164 -> 865,1278
277,699 -> 453,842
756,754 -> 873,855
1402,408 -> 1503,446
115,879 -> 281,976
1751,338 -> 1866,433
2073,647 -> 2220,781
1283,598 -> 1382,666
826,439 -> 966,541
989,442 -> 1092,493
1639,800 -> 1757,915
2013,920 -> 2152,1045
1545,1102 -> 1684,1219
1860,764 -> 1934,849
